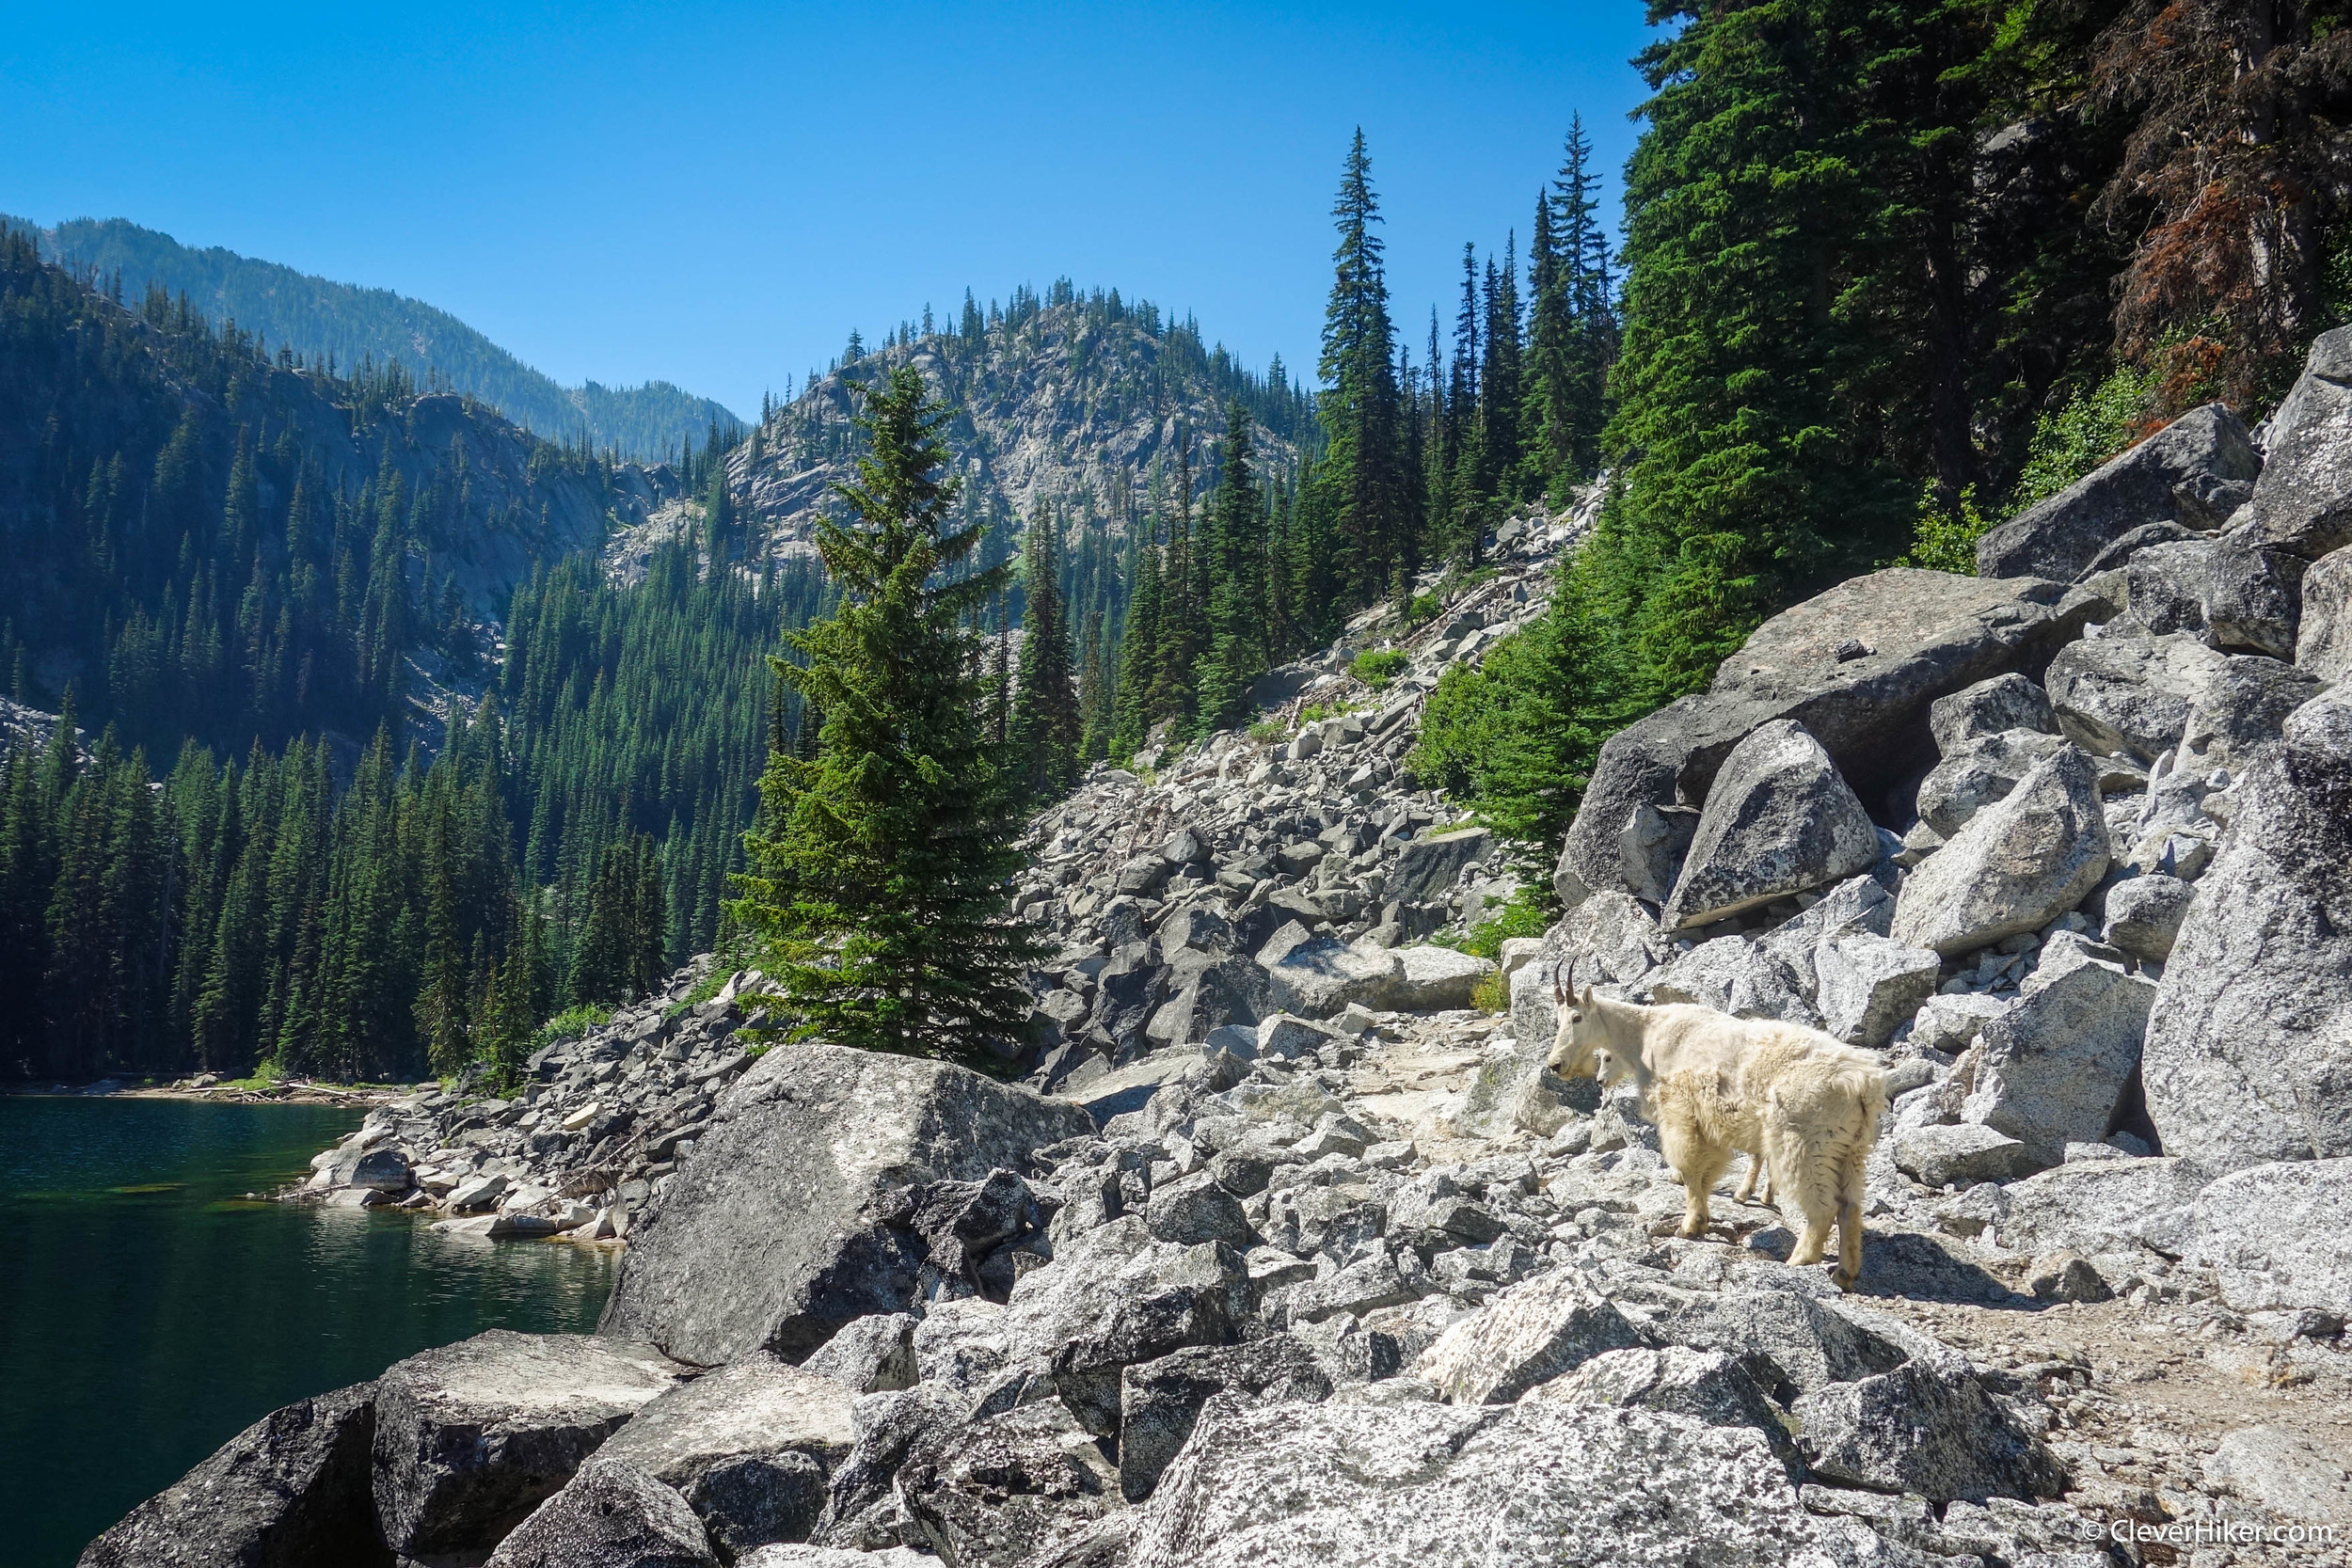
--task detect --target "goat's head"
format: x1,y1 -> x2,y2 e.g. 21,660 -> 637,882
1547,973 -> 1606,1080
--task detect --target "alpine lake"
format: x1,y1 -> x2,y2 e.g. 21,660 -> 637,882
0,1093 -> 618,1567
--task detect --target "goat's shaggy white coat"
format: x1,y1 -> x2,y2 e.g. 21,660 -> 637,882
1549,984 -> 1887,1288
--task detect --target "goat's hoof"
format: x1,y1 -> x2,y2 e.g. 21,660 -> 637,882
1677,1219 -> 1708,1239
1830,1264 -> 1859,1291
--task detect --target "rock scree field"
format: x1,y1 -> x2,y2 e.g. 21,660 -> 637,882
83,330 -> 2352,1567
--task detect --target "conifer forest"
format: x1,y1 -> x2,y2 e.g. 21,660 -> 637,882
7,0 -> 2350,1088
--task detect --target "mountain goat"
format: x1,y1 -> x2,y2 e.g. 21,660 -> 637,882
1549,981 -> 1887,1289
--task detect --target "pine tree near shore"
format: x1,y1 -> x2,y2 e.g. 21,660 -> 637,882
730,366 -> 1042,1067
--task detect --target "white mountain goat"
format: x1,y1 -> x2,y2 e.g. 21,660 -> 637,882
1549,980 -> 1888,1289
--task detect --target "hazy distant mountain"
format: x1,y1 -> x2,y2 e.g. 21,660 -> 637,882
2,214 -> 742,461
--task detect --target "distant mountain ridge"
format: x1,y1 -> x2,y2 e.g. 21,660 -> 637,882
2,214 -> 742,461
644,283 -> 1318,634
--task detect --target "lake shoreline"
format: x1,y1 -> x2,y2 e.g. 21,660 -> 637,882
1,1078 -> 405,1107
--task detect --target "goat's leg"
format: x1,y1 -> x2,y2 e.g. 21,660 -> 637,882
1660,1117 -> 1731,1239
1733,1148 -> 1768,1205
1772,1132 -> 1836,1266
1832,1141 -> 1869,1289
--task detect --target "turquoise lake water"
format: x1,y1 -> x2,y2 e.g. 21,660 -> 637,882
0,1095 -> 618,1568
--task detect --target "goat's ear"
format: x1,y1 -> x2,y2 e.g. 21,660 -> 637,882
1579,984 -> 1597,1010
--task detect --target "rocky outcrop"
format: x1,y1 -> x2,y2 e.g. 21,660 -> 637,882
2045,632 -> 2320,766
592,1354 -> 853,1554
2141,693 -> 2352,1170
1891,746 -> 2109,956
1555,569 -> 2095,907
598,1042 -> 1093,1366
1790,1354 -> 2064,1503
2183,1158 -> 2352,1313
1124,1400 -> 1892,1568
371,1331 -> 687,1566
1659,721 -> 1881,931
2249,324 -> 2352,560
2298,542 -> 2352,683
1960,951 -> 2155,1167
1975,403 -> 2260,581
478,1456 -> 714,1568
78,1382 -> 386,1568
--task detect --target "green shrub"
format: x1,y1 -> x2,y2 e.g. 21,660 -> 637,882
1405,592 -> 1441,626
662,968 -> 731,1022
1247,719 -> 1286,745
1350,649 -> 1409,689
2011,362 -> 2157,510
527,1003 -> 611,1058
1458,887 -> 1550,958
1899,483 -> 1994,575
1470,968 -> 1512,1014
1409,561 -> 1633,873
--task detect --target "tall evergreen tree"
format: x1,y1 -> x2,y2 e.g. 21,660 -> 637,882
1009,503 -> 1080,798
1315,131 -> 1409,604
730,366 -> 1042,1066
1193,400 -> 1268,730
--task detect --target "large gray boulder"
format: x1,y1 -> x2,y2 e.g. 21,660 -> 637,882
593,1354 -> 855,1555
1814,934 -> 1944,1049
1146,951 -> 1269,1047
1410,1268 -> 1648,1405
1891,746 -> 2109,956
799,1314 -> 916,1394
479,1456 -> 714,1568
1659,721 -> 1880,931
2297,541 -> 2352,684
2202,531 -> 2308,658
1555,570 -> 2097,908
1790,1354 -> 2066,1504
2249,324 -> 2352,560
1636,1286 -> 1908,1398
1386,827 -> 1492,907
1928,673 -> 2058,752
1390,944 -> 1496,1010
2044,633 -> 2217,762
1915,728 -> 2067,837
997,1218 -> 1251,1435
2182,1157 -> 2352,1313
1124,1399 -> 1892,1568
2048,630 -> 2324,769
1977,403 -> 2260,580
80,1383 -> 387,1568
2100,873 -> 2195,961
1961,955 -> 2157,1165
2142,695 -> 2352,1170
371,1331 -> 688,1566
1988,1156 -> 2211,1259
894,1399 -> 1123,1568
1257,927 -> 1403,1018
597,1041 -> 1092,1366
1523,1346 -> 1794,1471
2202,1424 -> 2352,1524
1118,1337 -> 1332,1501
1889,1122 -> 2041,1188
1635,937 -> 1820,1028
809,1384 -> 969,1552
1756,875 -> 1895,996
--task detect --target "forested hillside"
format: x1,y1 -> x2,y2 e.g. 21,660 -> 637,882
7,214 -> 744,461
8,0 -> 2347,1092
0,230 -> 823,1085
1409,0 -> 2352,861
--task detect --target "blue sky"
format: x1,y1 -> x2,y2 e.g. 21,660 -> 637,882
1,2 -> 1659,418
